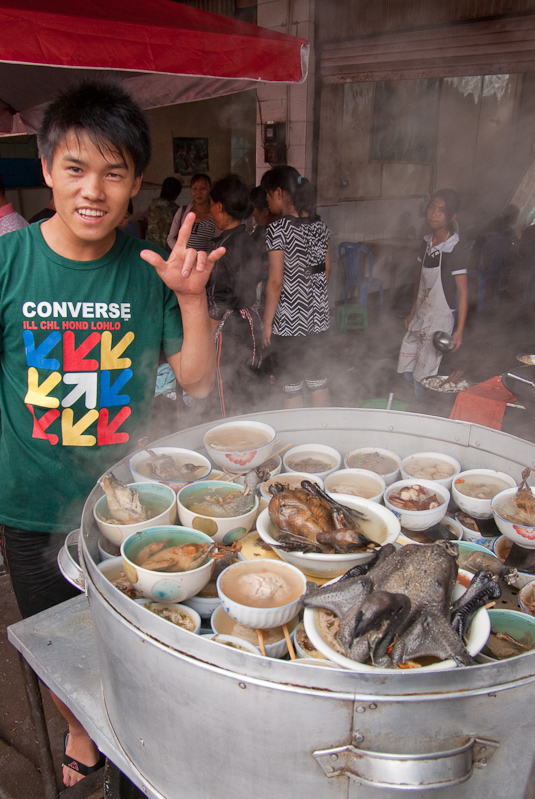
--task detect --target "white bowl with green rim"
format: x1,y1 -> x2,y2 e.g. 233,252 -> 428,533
176,480 -> 259,545
120,526 -> 214,603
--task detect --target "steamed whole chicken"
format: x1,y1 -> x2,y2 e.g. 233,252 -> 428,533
304,541 -> 503,668
268,480 -> 379,553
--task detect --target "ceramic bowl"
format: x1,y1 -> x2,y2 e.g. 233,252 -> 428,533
216,558 -> 306,629
97,558 -> 143,599
343,447 -> 401,485
203,633 -> 260,654
129,447 -> 212,492
259,472 -> 324,501
93,481 -> 177,547
400,451 -> 461,490
256,494 -> 401,579
120,526 -> 214,603
203,420 -> 276,474
176,480 -> 259,545
134,600 -> 201,634
455,540 -> 496,566
292,620 -> 329,660
282,444 -> 341,480
519,580 -> 535,616
182,593 -> 222,619
303,569 -> 490,672
97,535 -> 120,560
396,514 -> 463,546
452,469 -> 517,520
384,479 -> 450,532
454,512 -> 494,548
492,535 -> 535,588
492,486 -> 535,548
290,657 -> 343,669
477,608 -> 535,661
324,468 -> 385,504
210,605 -> 298,658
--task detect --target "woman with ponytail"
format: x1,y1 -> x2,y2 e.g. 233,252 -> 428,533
262,166 -> 331,408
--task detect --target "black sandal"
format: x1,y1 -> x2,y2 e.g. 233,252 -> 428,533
63,731 -> 105,777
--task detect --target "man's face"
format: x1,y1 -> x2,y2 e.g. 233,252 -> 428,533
41,130 -> 142,256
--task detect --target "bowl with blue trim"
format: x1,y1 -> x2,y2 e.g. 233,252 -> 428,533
120,526 -> 214,603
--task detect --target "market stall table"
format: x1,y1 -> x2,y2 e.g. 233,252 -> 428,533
7,595 -> 159,799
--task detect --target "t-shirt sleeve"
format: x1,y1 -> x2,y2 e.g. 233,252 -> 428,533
265,219 -> 285,251
161,287 -> 183,356
448,239 -> 469,277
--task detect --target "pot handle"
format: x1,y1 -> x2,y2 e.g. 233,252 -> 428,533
313,737 -> 498,790
57,528 -> 86,592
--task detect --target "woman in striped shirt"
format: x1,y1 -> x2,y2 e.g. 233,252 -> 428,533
167,173 -> 216,252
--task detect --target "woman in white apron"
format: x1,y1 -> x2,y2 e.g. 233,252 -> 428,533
398,189 -> 468,393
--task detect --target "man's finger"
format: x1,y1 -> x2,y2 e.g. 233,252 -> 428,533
207,246 -> 226,268
174,211 -> 196,250
140,249 -> 163,269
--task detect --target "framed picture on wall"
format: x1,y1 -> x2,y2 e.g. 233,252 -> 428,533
371,79 -> 439,163
173,137 -> 209,176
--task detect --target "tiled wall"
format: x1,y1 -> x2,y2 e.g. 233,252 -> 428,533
255,0 -> 315,184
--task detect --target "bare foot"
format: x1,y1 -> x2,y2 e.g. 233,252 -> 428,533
63,729 -> 102,787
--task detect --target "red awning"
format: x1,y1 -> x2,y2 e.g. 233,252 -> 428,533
0,0 -> 308,135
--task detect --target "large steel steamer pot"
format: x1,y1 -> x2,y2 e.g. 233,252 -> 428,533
81,409 -> 535,799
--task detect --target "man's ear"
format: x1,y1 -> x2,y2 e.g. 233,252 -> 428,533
41,156 -> 53,189
131,174 -> 143,198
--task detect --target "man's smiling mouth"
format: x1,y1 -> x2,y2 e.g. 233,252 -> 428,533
77,208 -> 105,218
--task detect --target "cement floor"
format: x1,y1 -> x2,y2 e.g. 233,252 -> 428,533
1,284 -> 534,798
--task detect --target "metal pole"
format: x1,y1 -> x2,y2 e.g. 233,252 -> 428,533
18,653 -> 59,799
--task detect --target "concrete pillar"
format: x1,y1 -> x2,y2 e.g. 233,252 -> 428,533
255,0 -> 314,185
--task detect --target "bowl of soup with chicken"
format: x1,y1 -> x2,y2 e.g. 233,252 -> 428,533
452,469 -> 517,519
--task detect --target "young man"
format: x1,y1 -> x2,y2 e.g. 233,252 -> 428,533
0,80 -> 223,786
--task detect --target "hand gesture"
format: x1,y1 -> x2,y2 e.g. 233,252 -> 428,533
140,212 -> 225,298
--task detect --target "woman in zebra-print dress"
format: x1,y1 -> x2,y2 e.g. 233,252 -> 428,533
262,166 -> 331,409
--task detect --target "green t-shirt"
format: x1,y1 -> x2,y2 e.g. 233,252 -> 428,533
0,225 -> 183,533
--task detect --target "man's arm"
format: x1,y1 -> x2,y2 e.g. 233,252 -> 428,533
140,212 -> 225,398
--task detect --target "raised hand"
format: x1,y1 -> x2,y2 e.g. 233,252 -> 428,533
140,212 -> 225,298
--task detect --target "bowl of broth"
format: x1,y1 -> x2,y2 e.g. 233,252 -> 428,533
177,480 -> 259,545
324,468 -> 385,503
344,447 -> 401,485
135,600 -> 201,634
210,605 -> 299,658
256,494 -> 401,578
282,444 -> 341,479
129,447 -> 212,492
452,469 -> 517,519
203,421 -> 276,474
400,451 -> 461,490
492,486 -> 535,548
384,479 -> 450,531
120,526 -> 215,603
93,481 -> 177,546
217,558 -> 306,630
